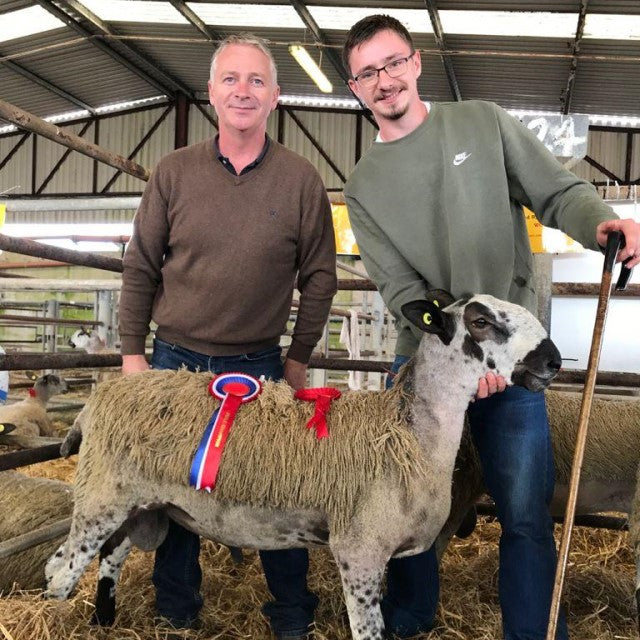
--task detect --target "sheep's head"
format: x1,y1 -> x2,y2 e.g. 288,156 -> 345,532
33,374 -> 69,399
402,291 -> 561,392
68,328 -> 91,349
68,328 -> 106,353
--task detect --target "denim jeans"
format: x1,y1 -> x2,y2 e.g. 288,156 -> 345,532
151,338 -> 318,635
383,355 -> 568,640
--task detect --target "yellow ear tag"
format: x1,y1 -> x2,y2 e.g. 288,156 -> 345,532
433,300 -> 440,307
422,312 -> 432,325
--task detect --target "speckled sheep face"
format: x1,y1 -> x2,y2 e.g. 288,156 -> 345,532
403,293 -> 561,391
454,294 -> 561,390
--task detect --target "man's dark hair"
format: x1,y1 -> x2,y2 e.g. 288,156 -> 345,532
342,14 -> 415,77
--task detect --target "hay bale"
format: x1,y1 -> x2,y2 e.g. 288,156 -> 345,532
78,369 -> 429,534
0,471 -> 73,592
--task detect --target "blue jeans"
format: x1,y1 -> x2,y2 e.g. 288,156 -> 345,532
151,338 -> 318,635
384,355 -> 568,640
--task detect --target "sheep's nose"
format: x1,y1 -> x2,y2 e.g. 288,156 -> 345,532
540,338 -> 562,373
68,340 -> 76,348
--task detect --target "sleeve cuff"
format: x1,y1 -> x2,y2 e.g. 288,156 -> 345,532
120,335 -> 148,355
286,339 -> 314,364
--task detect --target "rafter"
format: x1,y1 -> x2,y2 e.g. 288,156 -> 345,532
561,0 -> 589,115
168,0 -> 221,43
584,154 -> 623,184
2,58 -> 96,113
423,0 -> 461,101
289,0 -> 348,84
36,0 -> 193,98
289,0 -> 376,127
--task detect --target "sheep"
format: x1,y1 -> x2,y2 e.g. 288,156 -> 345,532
439,391 -> 640,555
68,328 -> 120,389
45,292 -> 561,640
68,328 -> 106,353
0,374 -> 68,446
0,471 -> 73,593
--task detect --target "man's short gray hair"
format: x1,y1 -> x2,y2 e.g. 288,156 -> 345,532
210,34 -> 278,85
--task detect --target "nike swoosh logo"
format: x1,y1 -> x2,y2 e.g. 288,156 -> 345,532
453,152 -> 472,166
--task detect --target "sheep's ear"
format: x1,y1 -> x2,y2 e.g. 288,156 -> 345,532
424,289 -> 456,309
0,423 -> 16,435
401,299 -> 456,345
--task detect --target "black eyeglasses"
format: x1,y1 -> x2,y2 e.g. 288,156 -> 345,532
353,53 -> 415,87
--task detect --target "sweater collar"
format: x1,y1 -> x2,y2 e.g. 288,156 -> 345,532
214,134 -> 270,176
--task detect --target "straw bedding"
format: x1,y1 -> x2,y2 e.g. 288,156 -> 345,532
0,471 -> 73,593
78,369 -> 429,534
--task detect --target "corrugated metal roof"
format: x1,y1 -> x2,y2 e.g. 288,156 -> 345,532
1,1 -> 640,122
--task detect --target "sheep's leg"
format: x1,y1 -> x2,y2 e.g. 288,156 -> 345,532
91,531 -> 132,626
333,549 -> 386,640
45,509 -> 128,600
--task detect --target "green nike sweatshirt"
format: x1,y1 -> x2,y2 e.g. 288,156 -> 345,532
345,100 -> 616,356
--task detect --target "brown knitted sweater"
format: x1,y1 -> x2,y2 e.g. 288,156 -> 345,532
119,138 -> 337,362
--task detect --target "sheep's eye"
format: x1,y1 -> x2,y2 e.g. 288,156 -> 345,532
472,318 -> 488,328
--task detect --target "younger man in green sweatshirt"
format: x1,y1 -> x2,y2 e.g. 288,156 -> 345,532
343,14 -> 640,640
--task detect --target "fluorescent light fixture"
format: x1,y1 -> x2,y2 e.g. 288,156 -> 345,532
289,46 -> 333,93
584,14 -> 640,40
188,3 -> 305,29
279,95 -> 359,109
309,6 -> 432,33
79,0 -> 188,24
439,10 -> 577,38
0,6 -> 65,44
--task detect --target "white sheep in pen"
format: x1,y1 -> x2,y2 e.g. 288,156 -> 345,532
45,292 -> 561,640
0,374 -> 68,446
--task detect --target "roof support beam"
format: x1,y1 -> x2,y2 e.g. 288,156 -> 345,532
36,0 -> 191,98
624,132 -> 634,183
288,0 -> 377,127
2,58 -> 96,113
36,119 -> 93,194
0,132 -> 30,172
283,106 -> 346,183
584,154 -> 624,184
168,0 -> 221,42
561,0 -> 589,115
100,105 -> 172,192
423,0 -> 461,101
289,0 -> 349,85
194,102 -> 218,130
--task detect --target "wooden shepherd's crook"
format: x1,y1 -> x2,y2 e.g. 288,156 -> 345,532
546,231 -> 633,639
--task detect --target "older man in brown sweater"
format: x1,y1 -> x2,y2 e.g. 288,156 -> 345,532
119,35 -> 336,640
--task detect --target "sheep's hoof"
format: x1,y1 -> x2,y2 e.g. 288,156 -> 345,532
454,506 -> 477,539
91,577 -> 116,626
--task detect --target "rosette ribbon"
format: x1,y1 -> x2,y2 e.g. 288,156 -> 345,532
294,387 -> 342,439
189,372 -> 262,492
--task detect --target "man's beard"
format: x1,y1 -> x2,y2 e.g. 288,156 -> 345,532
374,87 -> 409,121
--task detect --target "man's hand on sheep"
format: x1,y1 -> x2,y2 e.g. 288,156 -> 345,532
284,358 -> 307,390
474,372 -> 507,401
596,218 -> 640,268
121,354 -> 151,375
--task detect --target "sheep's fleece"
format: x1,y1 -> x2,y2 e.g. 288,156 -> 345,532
77,369 -> 429,534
